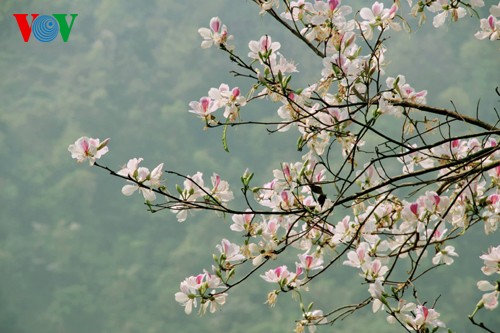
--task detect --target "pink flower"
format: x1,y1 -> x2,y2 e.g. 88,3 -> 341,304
216,239 -> 245,263
298,253 -> 324,271
68,136 -> 109,165
230,210 -> 254,233
210,173 -> 234,203
248,35 -> 281,61
480,245 -> 500,275
360,2 -> 396,24
475,15 -> 500,40
359,2 -> 400,39
188,97 -> 218,120
261,265 -> 290,283
477,280 -> 499,310
198,17 -> 232,48
364,259 -> 388,280
384,75 -> 427,104
208,84 -> 246,120
343,242 -> 371,269
175,271 -> 226,315
175,278 -> 198,314
332,216 -> 356,244
409,305 -> 445,329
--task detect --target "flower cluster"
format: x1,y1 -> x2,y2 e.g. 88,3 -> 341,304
172,172 -> 233,222
406,0 -> 485,29
189,83 -> 247,124
476,245 -> 500,310
381,75 -> 427,112
174,271 -> 227,315
178,5 -> 499,323
70,1 -> 500,331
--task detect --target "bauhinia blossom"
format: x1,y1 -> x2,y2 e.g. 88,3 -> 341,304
405,305 -> 445,330
359,2 -> 400,40
210,173 -> 234,203
198,17 -> 232,49
480,245 -> 500,276
261,265 -> 291,283
477,280 -> 499,310
429,2 -> 467,28
383,75 -> 427,105
216,238 -> 245,263
432,245 -> 459,265
208,84 -> 247,120
230,210 -> 254,233
368,279 -> 386,313
188,96 -> 218,121
175,271 -> 227,315
475,2 -> 500,40
298,252 -> 324,272
475,15 -> 500,40
68,136 -> 109,165
248,35 -> 281,61
172,171 -> 208,222
117,158 -> 163,202
474,246 -> 500,311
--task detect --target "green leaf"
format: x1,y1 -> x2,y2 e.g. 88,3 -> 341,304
307,302 -> 314,312
297,135 -> 304,151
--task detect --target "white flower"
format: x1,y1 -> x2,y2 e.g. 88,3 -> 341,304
117,158 -> 163,201
480,245 -> 500,275
368,279 -> 385,313
216,239 -> 245,263
303,309 -> 328,333
198,17 -> 232,48
405,305 -> 445,330
248,35 -> 281,61
475,15 -> 500,40
68,137 -> 109,165
477,280 -> 499,310
432,245 -> 459,265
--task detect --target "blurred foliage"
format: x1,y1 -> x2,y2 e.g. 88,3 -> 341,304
0,1 -> 498,333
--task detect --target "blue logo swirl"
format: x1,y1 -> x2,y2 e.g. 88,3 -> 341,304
32,15 -> 59,42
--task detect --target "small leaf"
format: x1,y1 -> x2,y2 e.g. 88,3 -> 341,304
297,136 -> 304,151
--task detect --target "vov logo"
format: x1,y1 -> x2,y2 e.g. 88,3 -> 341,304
13,14 -> 78,42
